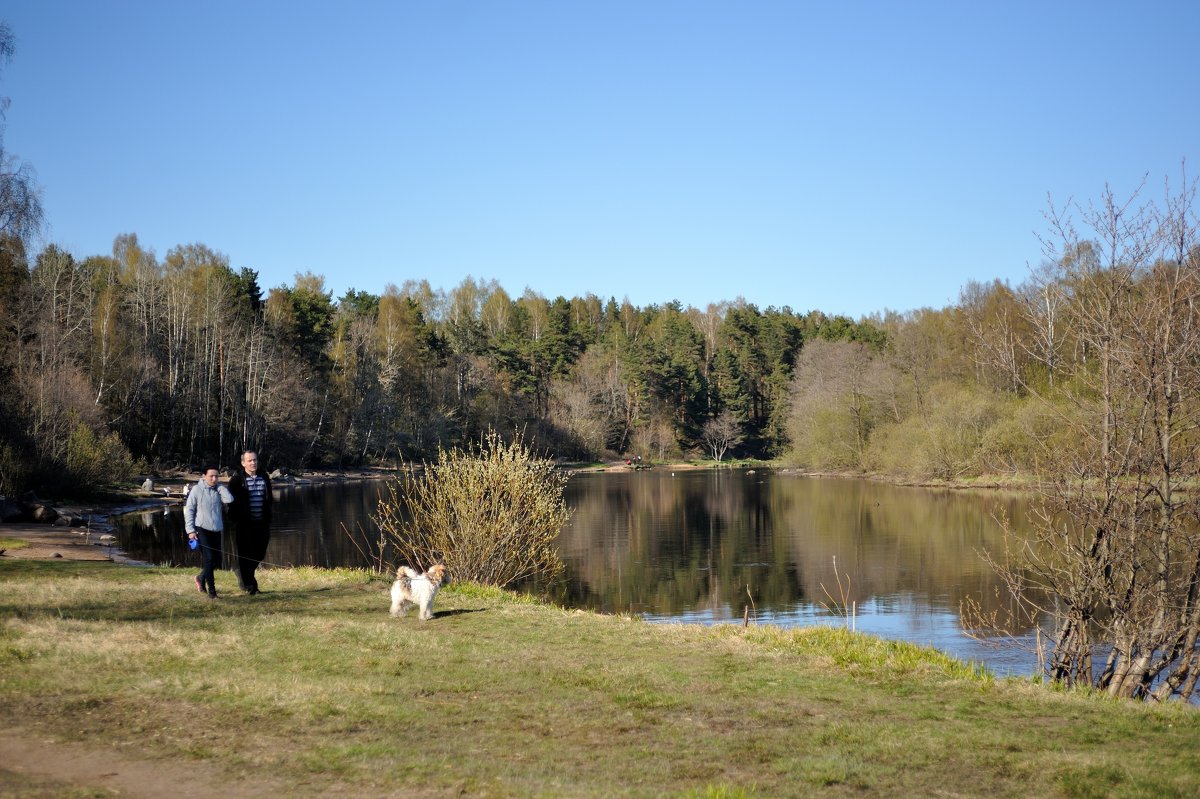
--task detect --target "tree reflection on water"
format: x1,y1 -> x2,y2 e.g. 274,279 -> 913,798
115,470 -> 1044,674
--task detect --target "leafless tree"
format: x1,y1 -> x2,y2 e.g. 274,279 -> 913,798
975,172 -> 1200,701
960,279 -> 1029,394
1016,261 -> 1069,387
701,410 -> 743,462
788,339 -> 886,469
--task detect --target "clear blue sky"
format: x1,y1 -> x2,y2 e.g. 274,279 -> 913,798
4,1 -> 1197,319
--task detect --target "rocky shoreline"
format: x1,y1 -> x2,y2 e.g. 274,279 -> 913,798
0,493 -> 164,563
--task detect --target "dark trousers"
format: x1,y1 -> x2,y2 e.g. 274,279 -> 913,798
195,528 -> 221,595
234,519 -> 270,591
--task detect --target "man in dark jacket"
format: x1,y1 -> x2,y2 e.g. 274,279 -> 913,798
228,450 -> 273,595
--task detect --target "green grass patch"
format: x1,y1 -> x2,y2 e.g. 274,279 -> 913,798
2,560 -> 1198,797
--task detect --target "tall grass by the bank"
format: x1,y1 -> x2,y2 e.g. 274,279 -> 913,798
2,561 -> 1198,798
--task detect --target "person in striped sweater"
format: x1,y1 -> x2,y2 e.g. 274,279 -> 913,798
228,450 -> 273,595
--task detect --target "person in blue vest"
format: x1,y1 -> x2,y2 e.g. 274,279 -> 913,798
228,450 -> 273,595
184,466 -> 233,598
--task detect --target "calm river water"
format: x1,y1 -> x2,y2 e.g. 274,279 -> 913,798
113,469 -> 1043,676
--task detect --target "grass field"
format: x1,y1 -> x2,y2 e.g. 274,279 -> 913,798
1,560 -> 1198,797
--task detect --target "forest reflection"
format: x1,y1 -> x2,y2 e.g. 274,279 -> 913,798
551,470 -> 1032,628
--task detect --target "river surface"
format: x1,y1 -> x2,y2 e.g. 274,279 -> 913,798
113,469 -> 1044,676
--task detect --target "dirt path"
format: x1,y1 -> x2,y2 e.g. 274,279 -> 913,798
0,727 -> 289,798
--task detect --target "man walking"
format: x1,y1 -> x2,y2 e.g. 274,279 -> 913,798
228,450 -> 273,595
184,466 -> 233,599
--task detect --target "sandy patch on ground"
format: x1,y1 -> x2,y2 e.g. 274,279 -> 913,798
0,727 -> 288,798
0,522 -> 122,562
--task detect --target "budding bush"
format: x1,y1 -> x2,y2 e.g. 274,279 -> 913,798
65,418 -> 136,492
373,431 -> 570,587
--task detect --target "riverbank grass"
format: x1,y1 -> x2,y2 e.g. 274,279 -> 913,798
2,561 -> 1198,797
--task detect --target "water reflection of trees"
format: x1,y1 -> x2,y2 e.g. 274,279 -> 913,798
114,474 -> 1040,634
556,471 -> 1037,629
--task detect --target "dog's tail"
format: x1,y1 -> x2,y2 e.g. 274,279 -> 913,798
394,565 -> 416,594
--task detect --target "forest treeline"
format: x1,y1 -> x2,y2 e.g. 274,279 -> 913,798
0,229 -> 889,496
1,169 -> 1193,501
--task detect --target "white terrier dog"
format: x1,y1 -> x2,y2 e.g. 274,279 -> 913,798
389,564 -> 448,620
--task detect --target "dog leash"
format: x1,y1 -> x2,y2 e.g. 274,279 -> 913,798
184,537 -> 312,573
184,536 -> 406,577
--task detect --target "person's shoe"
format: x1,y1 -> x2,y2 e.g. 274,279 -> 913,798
209,592 -> 218,600
248,587 -> 260,596
195,576 -> 204,594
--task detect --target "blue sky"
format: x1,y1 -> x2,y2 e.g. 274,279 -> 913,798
3,1 -> 1197,319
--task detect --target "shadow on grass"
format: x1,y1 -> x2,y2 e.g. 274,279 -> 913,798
430,608 -> 486,618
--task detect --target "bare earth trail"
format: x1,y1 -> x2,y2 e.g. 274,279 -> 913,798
0,727 -> 287,798
0,525 -> 283,797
